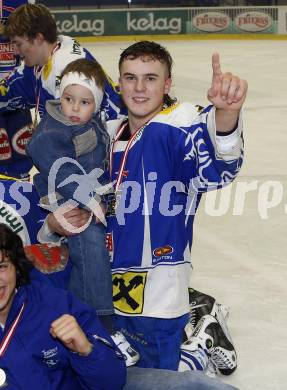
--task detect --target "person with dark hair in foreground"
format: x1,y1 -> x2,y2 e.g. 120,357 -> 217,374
0,223 -> 125,389
0,223 -> 239,390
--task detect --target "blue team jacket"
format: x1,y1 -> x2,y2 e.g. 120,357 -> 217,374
0,281 -> 126,389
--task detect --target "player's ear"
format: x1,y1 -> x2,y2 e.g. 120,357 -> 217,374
34,32 -> 45,45
164,77 -> 172,94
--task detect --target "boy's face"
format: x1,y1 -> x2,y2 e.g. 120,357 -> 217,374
11,35 -> 44,67
61,84 -> 96,125
0,251 -> 16,324
119,56 -> 172,130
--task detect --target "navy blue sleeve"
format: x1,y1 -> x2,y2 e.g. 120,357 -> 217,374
67,293 -> 126,390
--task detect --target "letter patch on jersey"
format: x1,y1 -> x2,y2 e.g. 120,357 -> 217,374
112,271 -> 147,314
0,43 -> 16,68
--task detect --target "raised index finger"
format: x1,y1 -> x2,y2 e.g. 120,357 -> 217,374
211,52 -> 222,82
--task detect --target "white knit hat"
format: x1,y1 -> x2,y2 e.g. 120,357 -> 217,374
59,72 -> 104,113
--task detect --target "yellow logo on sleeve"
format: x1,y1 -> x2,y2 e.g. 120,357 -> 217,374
43,58 -> 53,80
0,84 -> 8,96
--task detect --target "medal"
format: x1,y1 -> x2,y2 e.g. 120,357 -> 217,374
106,189 -> 123,217
0,368 -> 6,387
106,193 -> 116,217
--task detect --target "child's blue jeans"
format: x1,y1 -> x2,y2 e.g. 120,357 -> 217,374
68,221 -> 114,315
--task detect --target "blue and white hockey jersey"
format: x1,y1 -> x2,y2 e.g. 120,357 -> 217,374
0,35 -> 123,120
106,103 -> 243,319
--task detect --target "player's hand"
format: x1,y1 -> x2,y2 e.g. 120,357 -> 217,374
207,53 -> 248,111
47,204 -> 92,236
50,314 -> 93,356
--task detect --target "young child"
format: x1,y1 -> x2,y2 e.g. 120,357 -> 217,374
26,58 -> 139,366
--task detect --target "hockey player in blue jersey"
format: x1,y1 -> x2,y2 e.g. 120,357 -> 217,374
46,40 -> 247,379
104,41 -> 246,372
0,3 -> 123,122
0,0 -> 34,179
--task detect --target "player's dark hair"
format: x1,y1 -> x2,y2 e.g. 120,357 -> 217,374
0,224 -> 32,287
5,4 -> 57,43
119,40 -> 177,107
